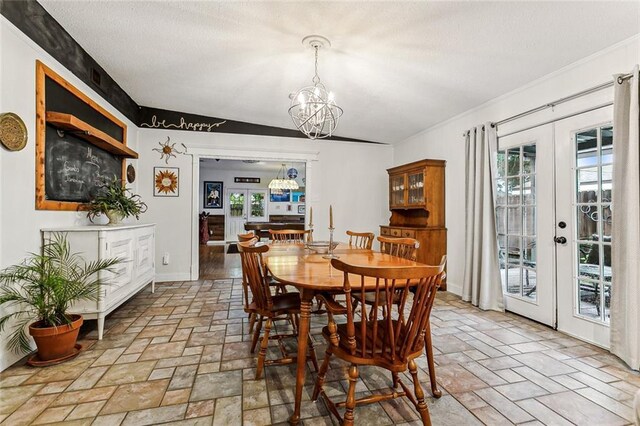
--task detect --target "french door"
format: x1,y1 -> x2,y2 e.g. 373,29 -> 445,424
555,107 -> 612,348
225,189 -> 268,241
497,106 -> 613,348
497,125 -> 556,326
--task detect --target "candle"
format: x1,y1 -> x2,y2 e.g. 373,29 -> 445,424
309,206 -> 313,226
329,205 -> 333,228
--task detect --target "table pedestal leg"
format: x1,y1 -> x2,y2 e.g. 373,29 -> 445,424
289,288 -> 314,426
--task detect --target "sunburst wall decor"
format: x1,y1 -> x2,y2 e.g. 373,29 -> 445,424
154,167 -> 179,197
152,137 -> 187,164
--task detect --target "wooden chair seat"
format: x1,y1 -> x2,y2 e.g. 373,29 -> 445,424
249,292 -> 301,315
321,321 -> 422,372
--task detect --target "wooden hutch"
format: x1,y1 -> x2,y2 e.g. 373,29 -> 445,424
381,159 -> 447,289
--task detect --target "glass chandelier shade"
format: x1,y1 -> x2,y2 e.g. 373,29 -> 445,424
289,39 -> 343,140
268,164 -> 299,194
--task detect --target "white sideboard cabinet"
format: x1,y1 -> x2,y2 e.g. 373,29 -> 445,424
41,223 -> 155,339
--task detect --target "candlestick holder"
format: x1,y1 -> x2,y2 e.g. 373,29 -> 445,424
323,227 -> 339,259
308,224 -> 314,243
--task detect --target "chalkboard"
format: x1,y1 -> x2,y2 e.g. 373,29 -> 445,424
44,124 -> 121,202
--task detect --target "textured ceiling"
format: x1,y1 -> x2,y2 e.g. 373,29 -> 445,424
40,1 -> 640,144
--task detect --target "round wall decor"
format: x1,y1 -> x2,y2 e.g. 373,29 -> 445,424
126,164 -> 136,183
0,112 -> 28,151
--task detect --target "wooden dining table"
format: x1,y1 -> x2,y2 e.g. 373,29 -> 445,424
264,242 -> 428,425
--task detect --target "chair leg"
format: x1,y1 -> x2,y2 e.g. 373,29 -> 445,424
343,364 -> 359,426
392,372 -> 400,389
408,359 -> 432,426
308,334 -> 319,372
255,318 -> 272,380
312,348 -> 333,401
248,312 -> 256,334
424,323 -> 442,398
250,316 -> 263,354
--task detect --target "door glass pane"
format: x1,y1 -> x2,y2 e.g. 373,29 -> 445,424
604,284 -> 611,322
522,145 -> 536,173
576,129 -> 598,167
577,168 -> 598,203
601,165 -> 612,202
496,179 -> 506,205
507,236 -> 521,264
507,177 -> 521,204
578,280 -> 600,319
522,269 -> 536,300
507,266 -> 521,295
523,207 -> 535,236
601,126 -> 613,164
408,171 -> 424,204
522,237 -> 536,268
577,206 -> 598,241
507,148 -> 520,176
578,243 -> 600,280
496,207 -> 506,234
507,207 -> 522,234
249,193 -> 265,218
573,126 -> 613,324
229,193 -> 245,217
523,175 -> 535,204
497,151 -> 506,178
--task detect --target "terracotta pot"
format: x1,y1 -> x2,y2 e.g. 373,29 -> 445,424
29,314 -> 83,361
105,210 -> 124,225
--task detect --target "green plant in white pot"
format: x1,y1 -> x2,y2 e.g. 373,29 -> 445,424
0,233 -> 120,365
87,177 -> 147,225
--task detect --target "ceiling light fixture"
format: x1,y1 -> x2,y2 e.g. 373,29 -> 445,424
268,163 -> 299,194
288,35 -> 343,140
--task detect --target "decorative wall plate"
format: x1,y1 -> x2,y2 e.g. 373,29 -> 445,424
0,112 -> 28,151
126,164 -> 136,183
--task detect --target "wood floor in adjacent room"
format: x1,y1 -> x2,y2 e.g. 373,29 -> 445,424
0,275 -> 638,425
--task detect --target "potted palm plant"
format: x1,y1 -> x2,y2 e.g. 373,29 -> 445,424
0,233 -> 120,366
86,177 -> 147,225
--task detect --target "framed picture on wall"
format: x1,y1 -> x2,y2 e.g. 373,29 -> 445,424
204,181 -> 223,208
270,189 -> 290,202
292,191 -> 305,202
154,167 -> 179,197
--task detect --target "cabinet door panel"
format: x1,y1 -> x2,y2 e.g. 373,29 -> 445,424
105,234 -> 135,293
136,228 -> 155,281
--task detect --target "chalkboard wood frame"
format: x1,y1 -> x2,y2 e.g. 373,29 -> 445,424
35,61 -> 132,211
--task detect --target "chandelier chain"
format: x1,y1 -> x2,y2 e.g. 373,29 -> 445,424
312,46 -> 320,85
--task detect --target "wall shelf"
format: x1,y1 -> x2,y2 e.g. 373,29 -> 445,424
46,111 -> 138,159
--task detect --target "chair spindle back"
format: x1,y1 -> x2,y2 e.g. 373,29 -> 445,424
331,259 -> 444,362
378,236 -> 419,261
269,229 -> 310,243
238,240 -> 272,312
346,231 -> 375,249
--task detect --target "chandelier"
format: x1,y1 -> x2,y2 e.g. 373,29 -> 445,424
268,163 -> 299,194
288,35 -> 343,140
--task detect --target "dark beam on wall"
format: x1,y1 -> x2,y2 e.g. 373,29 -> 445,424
0,0 -> 139,123
138,107 -> 381,144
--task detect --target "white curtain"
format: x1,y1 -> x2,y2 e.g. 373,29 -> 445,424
462,123 -> 504,311
611,65 -> 640,371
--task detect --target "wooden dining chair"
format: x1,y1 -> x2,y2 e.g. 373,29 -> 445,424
378,235 -> 419,260
237,240 -> 319,379
269,229 -> 310,243
346,230 -> 375,249
238,232 -> 256,242
313,259 -> 445,426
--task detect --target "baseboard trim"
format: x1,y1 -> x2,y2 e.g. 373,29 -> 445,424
155,273 -> 192,283
444,281 -> 462,296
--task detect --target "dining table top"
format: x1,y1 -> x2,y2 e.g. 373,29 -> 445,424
264,242 -> 428,291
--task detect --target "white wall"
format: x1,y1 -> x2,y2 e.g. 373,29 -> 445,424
0,17 -> 140,370
198,166 -> 306,218
394,35 -> 640,296
137,129 -> 393,282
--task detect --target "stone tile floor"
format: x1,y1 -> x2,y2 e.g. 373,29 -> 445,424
0,279 -> 638,425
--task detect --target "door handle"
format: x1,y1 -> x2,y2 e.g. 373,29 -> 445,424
554,236 -> 567,244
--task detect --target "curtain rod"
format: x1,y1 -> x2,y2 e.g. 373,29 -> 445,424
462,72 -> 634,137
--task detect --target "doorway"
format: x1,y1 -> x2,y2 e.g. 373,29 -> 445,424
497,106 -> 613,348
225,189 -> 268,241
